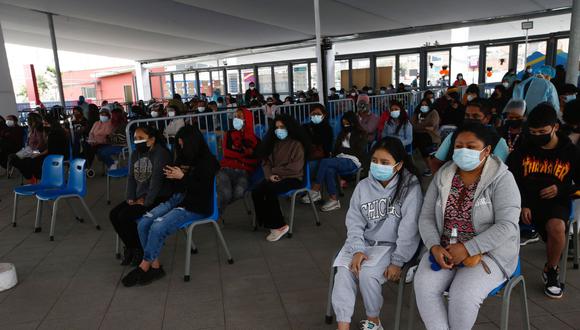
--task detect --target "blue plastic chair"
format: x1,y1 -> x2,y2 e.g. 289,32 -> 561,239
251,165 -> 321,237
561,202 -> 579,286
203,132 -> 219,159
406,257 -> 530,330
106,167 -> 129,205
35,158 -> 101,241
12,155 -> 66,231
179,178 -> 233,282
329,118 -> 341,140
254,124 -> 267,139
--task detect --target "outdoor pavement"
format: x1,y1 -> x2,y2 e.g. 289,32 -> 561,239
0,171 -> 579,330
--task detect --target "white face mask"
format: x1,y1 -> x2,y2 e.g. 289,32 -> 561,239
466,95 -> 475,102
197,107 -> 205,112
380,90 -> 386,95
367,89 -> 373,94
150,111 -> 159,118
99,115 -> 109,123
350,92 -> 356,97
249,86 -> 255,90
168,111 -> 176,117
299,97 -> 306,102
5,120 -> 15,127
502,82 -> 510,88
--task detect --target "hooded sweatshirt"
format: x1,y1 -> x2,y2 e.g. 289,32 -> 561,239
220,108 -> 259,173
419,155 -> 521,279
344,170 -> 423,267
126,144 -> 172,208
507,133 -> 580,206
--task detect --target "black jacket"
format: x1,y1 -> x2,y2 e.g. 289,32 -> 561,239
333,128 -> 368,169
303,120 -> 333,158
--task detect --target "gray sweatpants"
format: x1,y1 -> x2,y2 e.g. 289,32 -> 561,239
331,261 -> 389,323
217,168 -> 248,213
413,253 -> 505,330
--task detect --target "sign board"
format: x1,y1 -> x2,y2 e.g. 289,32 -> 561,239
521,21 -> 533,30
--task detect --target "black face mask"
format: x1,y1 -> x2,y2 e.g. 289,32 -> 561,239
463,118 -> 481,125
528,131 -> 553,147
343,125 -> 352,133
504,119 -> 523,129
135,141 -> 149,154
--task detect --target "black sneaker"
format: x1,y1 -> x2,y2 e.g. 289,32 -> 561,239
137,266 -> 165,286
120,247 -> 133,266
543,266 -> 563,299
130,249 -> 143,267
520,231 -> 540,246
122,267 -> 146,287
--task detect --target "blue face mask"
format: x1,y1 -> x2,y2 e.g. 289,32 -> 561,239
565,94 -> 576,103
420,105 -> 430,113
311,115 -> 323,124
390,110 -> 401,119
275,128 -> 288,140
233,118 -> 244,131
99,115 -> 109,123
370,162 -> 397,181
452,148 -> 485,171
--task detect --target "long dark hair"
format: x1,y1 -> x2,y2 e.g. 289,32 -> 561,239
340,111 -> 365,134
135,125 -> 165,149
370,136 -> 420,202
257,114 -> 310,159
174,125 -> 212,165
389,100 -> 409,134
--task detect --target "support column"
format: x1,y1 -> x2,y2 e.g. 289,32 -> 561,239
324,41 -> 336,93
134,62 -> 151,101
47,13 -> 65,108
314,0 -> 325,101
566,0 -> 580,84
0,23 -> 17,117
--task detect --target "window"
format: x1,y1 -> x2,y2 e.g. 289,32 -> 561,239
227,69 -> 240,95
334,60 -> 349,90
241,68 -> 255,93
274,66 -> 289,96
185,72 -> 197,98
427,51 -> 450,87
198,71 -> 211,96
485,46 -> 510,83
376,56 -> 395,88
293,63 -> 308,92
399,54 -> 420,86
163,74 -> 172,98
517,41 -> 547,73
451,45 -> 479,85
556,38 -> 570,68
81,86 -> 96,99
351,58 -> 370,87
310,63 -> 318,90
258,67 -> 273,94
211,71 -> 224,96
173,73 -> 186,96
149,75 -> 164,99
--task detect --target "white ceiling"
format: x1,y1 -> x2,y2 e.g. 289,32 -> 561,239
0,0 -> 573,61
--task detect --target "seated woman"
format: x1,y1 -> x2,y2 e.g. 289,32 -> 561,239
252,114 -> 309,241
356,94 -> 379,143
411,98 -> 441,176
0,114 -> 24,169
85,109 -> 113,176
301,111 -> 367,212
12,112 -> 67,182
122,125 -> 220,287
70,106 -> 89,158
500,99 -> 526,153
331,137 -> 422,330
217,107 -> 259,214
414,123 -> 520,330
381,100 -> 413,151
302,103 -> 333,160
109,126 -> 172,266
96,108 -> 127,170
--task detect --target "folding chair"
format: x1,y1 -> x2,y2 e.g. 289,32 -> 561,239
181,178 -> 233,282
251,165 -> 320,237
12,155 -> 65,230
203,132 -> 219,159
35,158 -> 101,241
406,257 -> 530,330
337,166 -> 363,197
106,147 -> 130,205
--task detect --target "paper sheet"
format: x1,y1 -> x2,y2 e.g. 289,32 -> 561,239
333,245 -> 392,269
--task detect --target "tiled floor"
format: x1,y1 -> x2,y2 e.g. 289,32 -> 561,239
0,173 -> 579,329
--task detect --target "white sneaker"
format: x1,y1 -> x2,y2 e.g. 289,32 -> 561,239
300,190 -> 321,204
266,225 -> 289,242
321,199 -> 340,212
360,320 -> 383,330
109,161 -> 119,171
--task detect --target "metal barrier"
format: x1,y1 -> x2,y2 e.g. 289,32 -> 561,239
275,102 -> 320,125
327,98 -> 355,120
369,92 -> 417,118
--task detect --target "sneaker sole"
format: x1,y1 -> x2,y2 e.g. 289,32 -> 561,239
321,205 -> 340,212
520,237 -> 540,246
267,227 -> 289,242
544,289 -> 563,299
301,196 -> 321,204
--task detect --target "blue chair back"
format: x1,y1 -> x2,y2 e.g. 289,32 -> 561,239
40,155 -> 66,188
203,132 -> 219,158
488,258 -> 521,297
254,124 -> 267,139
329,118 -> 341,140
67,158 -> 88,197
303,164 -> 312,189
209,178 -> 218,220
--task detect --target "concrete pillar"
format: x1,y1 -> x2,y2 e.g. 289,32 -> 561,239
325,43 -> 336,93
313,0 -> 325,101
135,62 -> 151,101
0,23 -> 17,117
47,13 -> 65,108
566,0 -> 580,84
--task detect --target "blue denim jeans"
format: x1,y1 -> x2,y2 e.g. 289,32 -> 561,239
97,145 -> 124,167
136,193 -> 205,261
314,157 -> 358,196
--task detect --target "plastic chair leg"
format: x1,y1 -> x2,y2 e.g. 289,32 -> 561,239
65,199 -> 83,222
287,193 -> 297,238
78,196 -> 100,230
561,228 -> 570,288
500,275 -> 530,330
49,199 -> 60,241
115,234 -> 121,259
212,221 -> 233,264
394,268 -> 407,330
12,193 -> 18,227
106,175 -> 111,205
184,225 -> 193,282
34,199 -> 43,232
407,284 -> 417,330
325,263 -> 336,325
574,221 -> 579,269
307,191 -> 321,227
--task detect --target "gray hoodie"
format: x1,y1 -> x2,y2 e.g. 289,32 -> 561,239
344,169 -> 423,267
419,155 -> 521,278
126,144 -> 172,208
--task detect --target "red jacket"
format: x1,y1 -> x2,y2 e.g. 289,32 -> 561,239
220,108 -> 259,172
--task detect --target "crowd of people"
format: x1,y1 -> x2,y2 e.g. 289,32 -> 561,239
3,64 -> 579,329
